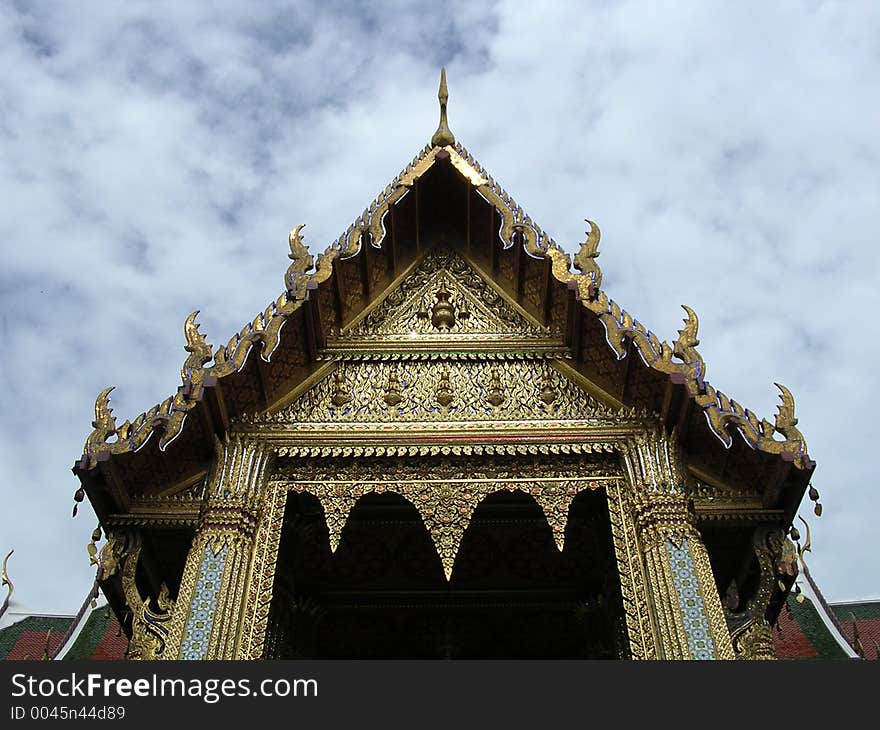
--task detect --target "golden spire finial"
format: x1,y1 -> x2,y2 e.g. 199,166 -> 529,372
431,67 -> 455,148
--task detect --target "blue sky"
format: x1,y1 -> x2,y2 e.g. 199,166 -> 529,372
0,1 -> 878,612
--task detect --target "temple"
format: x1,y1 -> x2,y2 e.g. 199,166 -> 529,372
66,70 -> 828,660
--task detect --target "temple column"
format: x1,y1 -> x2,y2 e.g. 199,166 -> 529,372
165,436 -> 273,660
622,430 -> 735,660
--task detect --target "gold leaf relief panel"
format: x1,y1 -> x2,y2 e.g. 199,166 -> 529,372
261,359 -> 613,424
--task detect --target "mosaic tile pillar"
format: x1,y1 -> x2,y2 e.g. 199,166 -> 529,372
622,430 -> 734,660
164,436 -> 272,660
632,490 -> 734,660
178,543 -> 229,659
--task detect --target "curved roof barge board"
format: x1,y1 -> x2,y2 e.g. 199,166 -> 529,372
73,116 -> 813,522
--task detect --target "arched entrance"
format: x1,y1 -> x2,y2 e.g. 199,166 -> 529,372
264,457 -> 627,659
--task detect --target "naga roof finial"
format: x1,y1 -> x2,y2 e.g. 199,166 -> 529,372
1,549 -> 14,620
573,219 -> 602,291
431,68 -> 455,148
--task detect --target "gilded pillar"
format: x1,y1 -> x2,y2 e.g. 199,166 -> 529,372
622,430 -> 734,660
165,436 -> 272,660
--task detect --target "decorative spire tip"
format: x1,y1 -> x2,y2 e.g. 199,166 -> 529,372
431,67 -> 455,148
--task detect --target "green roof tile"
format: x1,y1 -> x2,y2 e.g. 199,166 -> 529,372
0,616 -> 73,660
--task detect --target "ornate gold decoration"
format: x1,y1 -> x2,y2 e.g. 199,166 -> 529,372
622,429 -> 735,659
237,455 -> 656,660
731,618 -> 776,660
239,484 -> 287,660
382,370 -> 403,407
605,481 -> 656,659
724,526 -> 791,640
620,429 -> 687,495
206,435 -> 274,502
430,67 -> 455,148
78,135 -> 810,470
261,359 -> 610,424
773,382 -> 803,444
95,533 -> 122,580
273,458 -> 610,579
275,442 -> 617,458
573,219 -> 602,294
538,371 -> 557,405
99,530 -> 175,660
673,305 -> 705,387
330,368 -> 352,407
435,367 -> 454,408
485,367 -> 505,407
779,536 -> 799,577
430,282 -> 456,330
631,491 -> 696,549
0,549 -> 13,619
86,525 -> 102,567
339,250 -> 556,343
182,310 -> 213,389
83,386 -> 118,466
163,438 -> 274,660
285,224 -> 313,299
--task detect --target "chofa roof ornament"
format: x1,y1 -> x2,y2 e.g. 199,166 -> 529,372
430,68 -> 455,148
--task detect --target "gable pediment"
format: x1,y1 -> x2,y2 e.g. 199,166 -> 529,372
325,249 -> 562,355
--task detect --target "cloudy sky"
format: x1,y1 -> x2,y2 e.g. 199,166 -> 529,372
1,1 -> 878,614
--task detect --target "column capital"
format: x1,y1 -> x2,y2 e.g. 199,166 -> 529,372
205,433 -> 275,501
199,498 -> 261,552
631,489 -> 697,549
620,427 -> 687,496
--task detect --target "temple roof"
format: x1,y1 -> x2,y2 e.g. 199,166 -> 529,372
72,71 -> 815,525
773,594 -> 880,660
0,605 -> 127,660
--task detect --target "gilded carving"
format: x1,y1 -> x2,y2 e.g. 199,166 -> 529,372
83,386 -> 119,467
435,367 -> 454,408
74,86 -> 811,666
262,359 -> 609,425
78,140 -> 809,471
78,133 -> 810,470
573,219 -> 602,294
672,305 -> 705,388
631,490 -> 697,550
622,428 -> 735,659
330,369 -> 352,407
605,479 -> 656,660
430,68 -> 455,148
382,370 -> 403,407
239,485 -> 286,660
485,367 -> 505,407
731,618 -> 777,660
341,250 -> 555,341
724,526 -> 792,640
429,282 -> 457,330
271,454 -> 617,579
99,530 -> 175,661
181,311 -> 213,397
285,224 -> 313,300
773,383 -> 803,444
